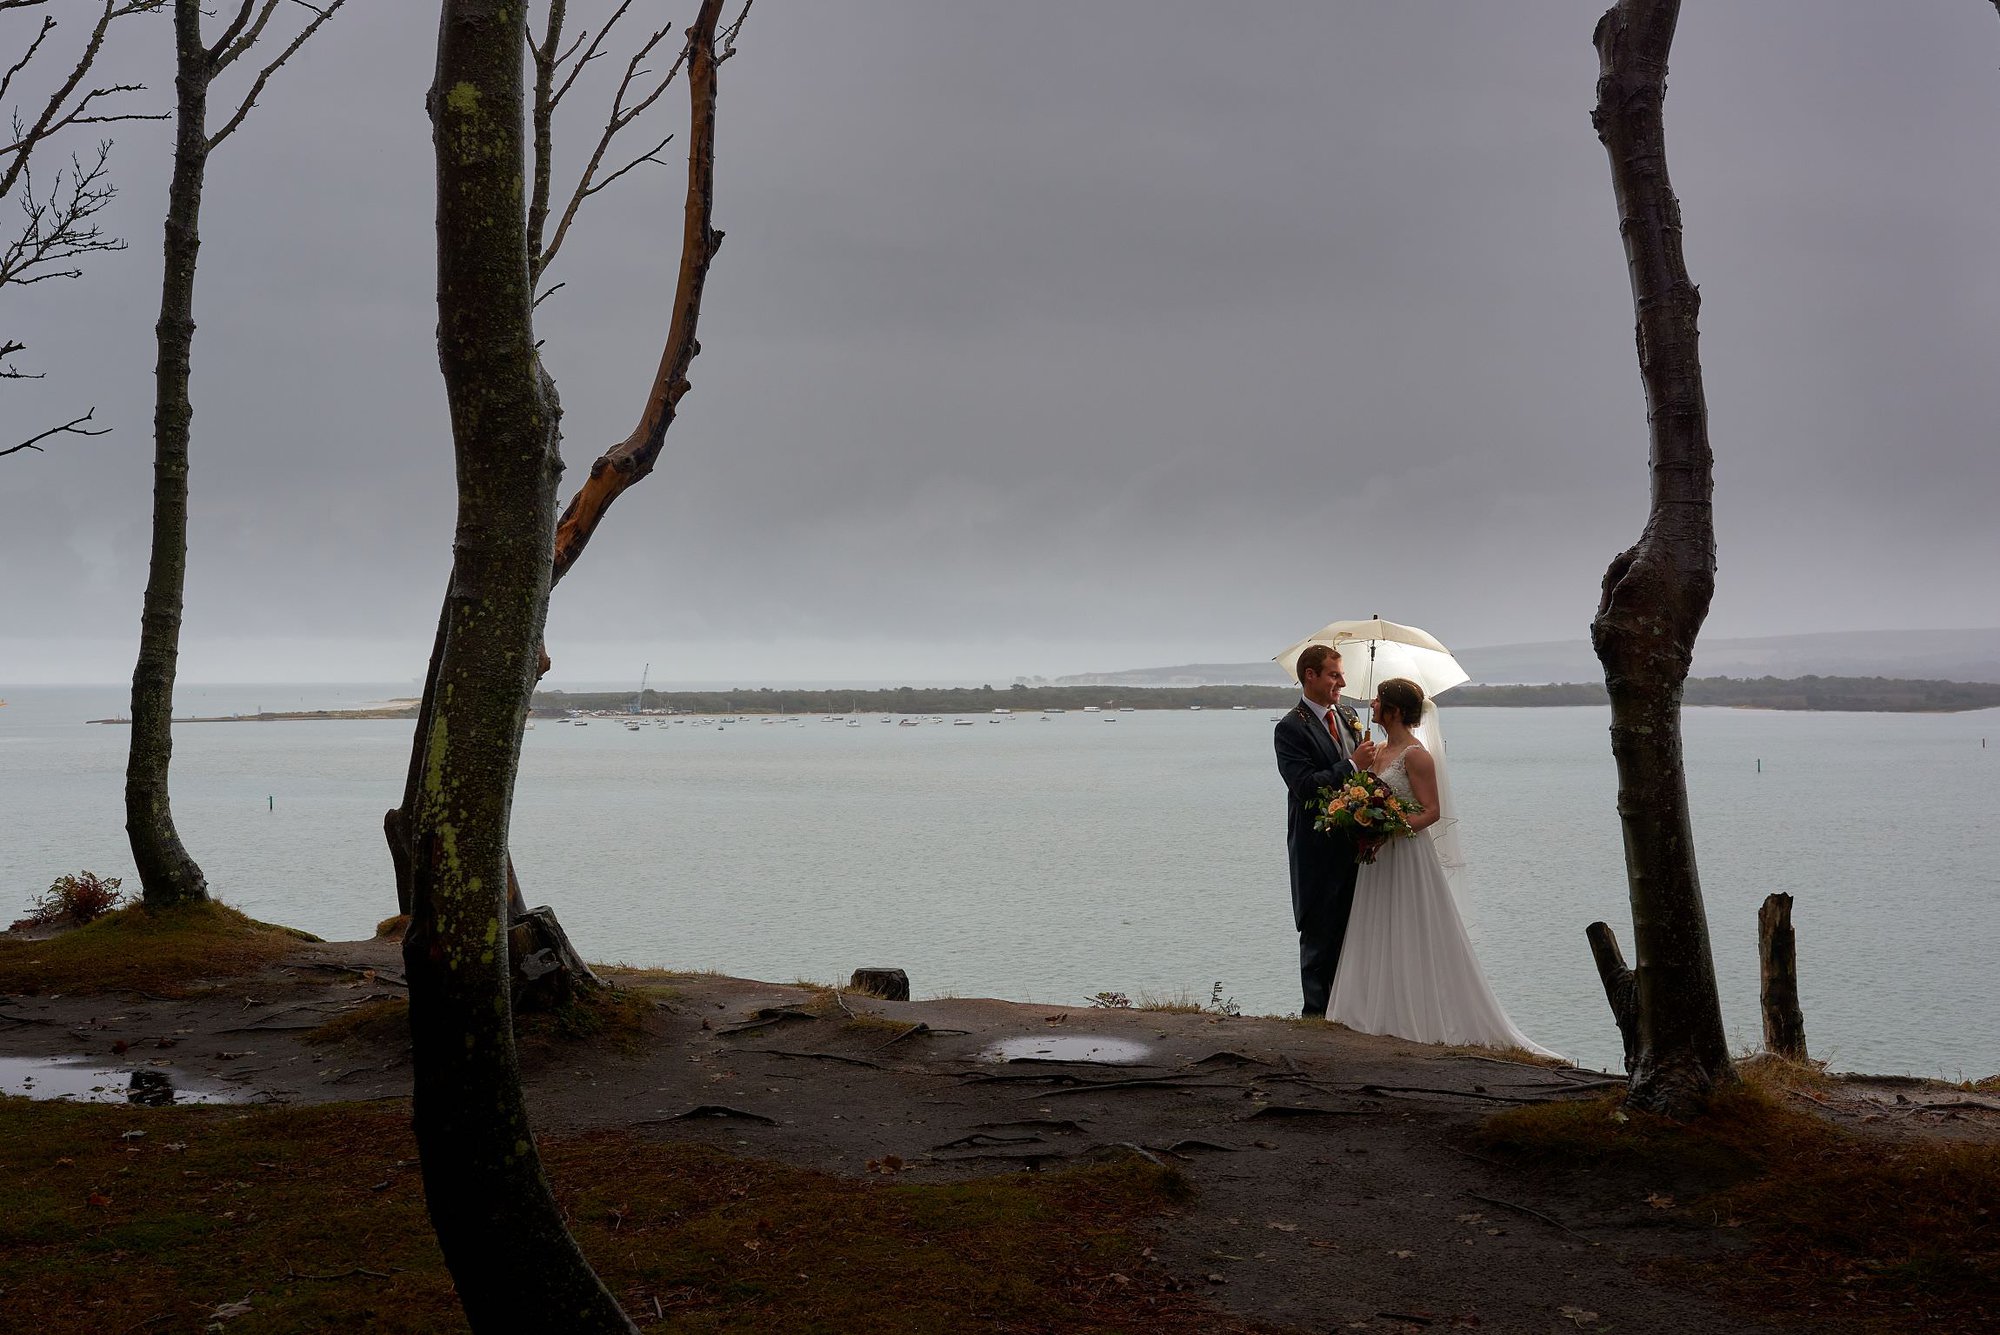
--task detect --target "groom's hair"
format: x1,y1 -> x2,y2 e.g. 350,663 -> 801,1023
1297,644 -> 1340,678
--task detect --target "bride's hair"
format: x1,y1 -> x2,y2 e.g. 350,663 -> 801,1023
1375,677 -> 1425,729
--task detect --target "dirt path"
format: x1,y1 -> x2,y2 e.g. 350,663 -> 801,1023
4,936 -> 1994,1333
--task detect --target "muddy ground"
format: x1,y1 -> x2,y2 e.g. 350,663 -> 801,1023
4,934 -> 1995,1334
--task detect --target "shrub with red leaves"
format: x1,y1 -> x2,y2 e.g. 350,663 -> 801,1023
13,872 -> 126,929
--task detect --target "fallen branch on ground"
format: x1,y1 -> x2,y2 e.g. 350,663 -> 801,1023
1466,1192 -> 1593,1241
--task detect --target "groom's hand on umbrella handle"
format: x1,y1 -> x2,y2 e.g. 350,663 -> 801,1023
1353,739 -> 1379,770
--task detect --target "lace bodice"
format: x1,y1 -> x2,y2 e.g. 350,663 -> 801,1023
1374,747 -> 1419,805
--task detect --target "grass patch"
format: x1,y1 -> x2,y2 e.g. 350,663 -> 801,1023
374,914 -> 409,939
516,984 -> 661,1052
1474,1086 -> 2000,1333
838,1013 -> 913,1038
0,902 -> 309,998
308,986 -> 665,1054
0,1097 -> 1258,1334
306,997 -> 410,1047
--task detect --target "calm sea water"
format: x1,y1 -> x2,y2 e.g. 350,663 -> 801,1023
2,684 -> 1994,1077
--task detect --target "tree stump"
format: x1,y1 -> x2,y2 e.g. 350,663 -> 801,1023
509,906 -> 606,1012
1757,893 -> 1807,1060
1586,921 -> 1640,1074
849,968 -> 909,1001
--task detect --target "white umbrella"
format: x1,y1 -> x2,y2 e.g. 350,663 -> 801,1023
1274,615 -> 1470,702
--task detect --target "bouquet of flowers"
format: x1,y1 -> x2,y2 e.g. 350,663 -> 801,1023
1314,772 -> 1422,864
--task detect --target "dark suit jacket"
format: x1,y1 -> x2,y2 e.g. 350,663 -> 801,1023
1273,699 -> 1363,930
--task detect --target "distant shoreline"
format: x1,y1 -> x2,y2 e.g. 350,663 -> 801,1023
87,701 -> 420,724
82,676 -> 2000,721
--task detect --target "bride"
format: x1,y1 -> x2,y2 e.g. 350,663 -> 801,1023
1326,677 -> 1560,1058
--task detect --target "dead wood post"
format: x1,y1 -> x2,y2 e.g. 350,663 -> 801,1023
850,968 -> 910,1001
1757,893 -> 1807,1060
1585,921 -> 1640,1073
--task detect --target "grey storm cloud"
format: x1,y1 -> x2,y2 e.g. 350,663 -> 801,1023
3,1 -> 1997,684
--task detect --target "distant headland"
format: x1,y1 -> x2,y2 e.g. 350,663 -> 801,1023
82,676 -> 2000,724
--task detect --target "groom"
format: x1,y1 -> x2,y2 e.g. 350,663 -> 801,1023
1273,644 -> 1378,1018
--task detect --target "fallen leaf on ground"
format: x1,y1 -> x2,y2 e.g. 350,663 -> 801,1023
1559,1306 -> 1599,1326
1645,1192 -> 1674,1210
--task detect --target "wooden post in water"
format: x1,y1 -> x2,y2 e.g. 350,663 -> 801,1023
1585,921 -> 1641,1073
1757,893 -> 1807,1060
850,968 -> 910,1001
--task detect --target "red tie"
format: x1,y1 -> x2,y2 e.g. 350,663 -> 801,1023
1324,707 -> 1338,737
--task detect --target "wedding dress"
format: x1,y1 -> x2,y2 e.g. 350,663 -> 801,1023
1326,748 -> 1561,1058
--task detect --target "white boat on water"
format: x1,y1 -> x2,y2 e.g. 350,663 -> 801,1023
953,719 -> 974,726
992,708 -> 1012,715
625,721 -> 641,731
1082,706 -> 1100,713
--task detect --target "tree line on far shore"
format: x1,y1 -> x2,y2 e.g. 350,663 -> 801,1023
535,675 -> 2000,718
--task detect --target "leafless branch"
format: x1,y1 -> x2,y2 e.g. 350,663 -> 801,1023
206,0 -> 345,150
526,0 -> 569,286
1,18 -> 55,108
550,0 -> 741,583
1,141 -> 123,291
4,1 -> 157,389
716,0 -> 751,63
0,1 -> 164,197
549,0 -> 633,114
205,0 -> 267,70
537,13 -> 685,281
3,405 -> 108,457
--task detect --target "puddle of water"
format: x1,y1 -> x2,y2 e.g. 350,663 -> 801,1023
980,1035 -> 1151,1065
0,1055 -> 244,1105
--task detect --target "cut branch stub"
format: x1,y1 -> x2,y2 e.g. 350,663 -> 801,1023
1585,920 -> 1640,1074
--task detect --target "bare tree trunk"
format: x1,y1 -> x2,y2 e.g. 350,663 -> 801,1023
125,0 -> 215,911
125,0 -> 345,910
406,2 -> 631,1327
1588,0 -> 1733,1118
385,0 -> 733,961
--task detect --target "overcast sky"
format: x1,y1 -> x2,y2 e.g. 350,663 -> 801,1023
4,1 -> 1997,686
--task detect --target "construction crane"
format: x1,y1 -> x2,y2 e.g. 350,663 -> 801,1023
631,663 -> 649,714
